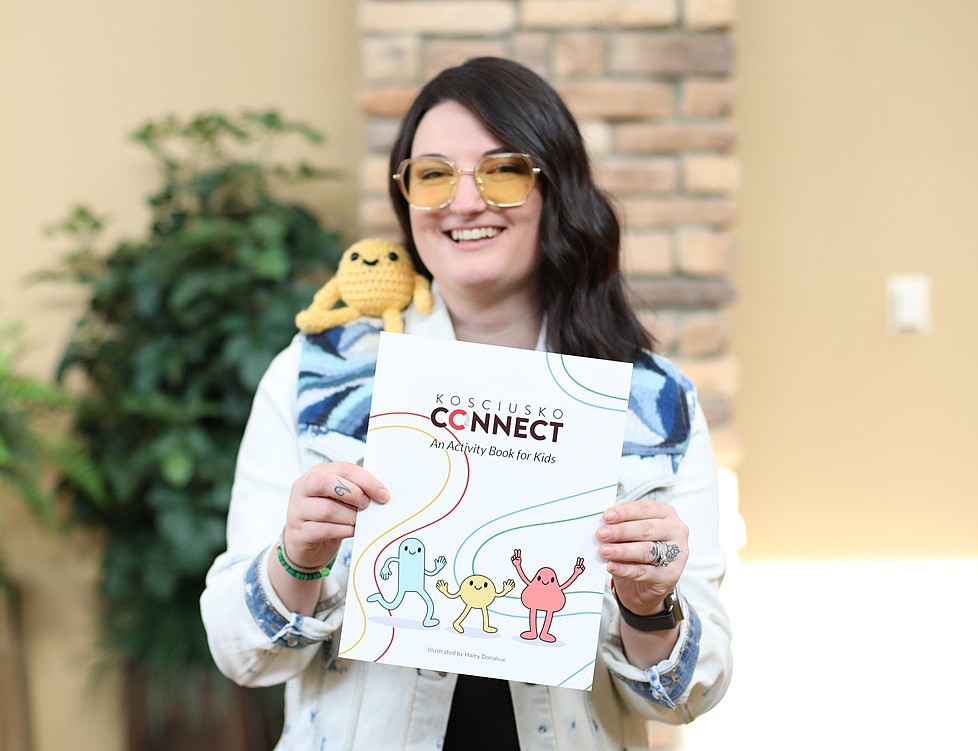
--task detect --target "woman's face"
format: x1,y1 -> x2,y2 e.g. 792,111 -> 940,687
406,101 -> 544,308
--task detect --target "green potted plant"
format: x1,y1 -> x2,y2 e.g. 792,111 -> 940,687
47,111 -> 343,749
0,322 -> 104,589
0,323 -> 104,751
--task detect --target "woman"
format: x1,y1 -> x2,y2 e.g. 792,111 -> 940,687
202,57 -> 732,750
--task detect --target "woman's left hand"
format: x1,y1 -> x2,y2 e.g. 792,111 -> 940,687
596,498 -> 689,616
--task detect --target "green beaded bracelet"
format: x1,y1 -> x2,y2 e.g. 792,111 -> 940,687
276,544 -> 334,581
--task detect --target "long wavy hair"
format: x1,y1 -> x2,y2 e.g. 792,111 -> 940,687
388,57 -> 652,362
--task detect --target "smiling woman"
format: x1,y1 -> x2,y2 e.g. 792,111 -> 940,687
201,57 -> 732,751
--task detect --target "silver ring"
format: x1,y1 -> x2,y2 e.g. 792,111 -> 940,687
650,541 -> 682,567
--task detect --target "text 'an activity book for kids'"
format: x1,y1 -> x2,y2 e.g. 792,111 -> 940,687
337,332 -> 632,690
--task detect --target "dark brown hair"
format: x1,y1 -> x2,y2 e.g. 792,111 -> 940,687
388,57 -> 652,362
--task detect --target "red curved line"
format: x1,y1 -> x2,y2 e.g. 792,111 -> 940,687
373,629 -> 396,663
366,411 -> 472,662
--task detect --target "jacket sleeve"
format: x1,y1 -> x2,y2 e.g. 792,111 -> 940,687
598,403 -> 734,724
200,336 -> 346,688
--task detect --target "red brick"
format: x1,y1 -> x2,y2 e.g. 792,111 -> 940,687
677,230 -> 735,276
512,32 -> 550,76
622,232 -> 674,276
671,355 -> 737,398
553,32 -> 605,77
362,36 -> 420,82
610,32 -> 733,76
359,2 -> 516,34
620,197 -> 735,229
683,155 -> 740,194
423,39 -> 508,79
579,120 -> 613,156
683,0 -> 736,29
360,155 -> 393,194
678,311 -> 730,356
359,87 -> 420,118
555,80 -> 673,119
359,197 -> 399,232
614,122 -> 736,153
594,157 -> 677,195
521,0 -> 677,28
681,78 -> 735,117
635,309 -> 678,353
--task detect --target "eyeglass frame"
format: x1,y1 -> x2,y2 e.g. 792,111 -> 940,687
392,152 -> 542,210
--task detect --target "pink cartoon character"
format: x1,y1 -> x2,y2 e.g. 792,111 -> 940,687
511,548 -> 585,643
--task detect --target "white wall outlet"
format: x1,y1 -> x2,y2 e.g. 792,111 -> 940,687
886,274 -> 931,335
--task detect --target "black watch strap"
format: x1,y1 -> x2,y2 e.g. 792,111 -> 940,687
613,588 -> 684,632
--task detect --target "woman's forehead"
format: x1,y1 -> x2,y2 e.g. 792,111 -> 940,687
410,101 -> 503,158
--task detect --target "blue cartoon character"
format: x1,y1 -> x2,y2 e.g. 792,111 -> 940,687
366,537 -> 446,627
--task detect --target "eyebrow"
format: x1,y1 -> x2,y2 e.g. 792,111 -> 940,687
411,147 -> 513,159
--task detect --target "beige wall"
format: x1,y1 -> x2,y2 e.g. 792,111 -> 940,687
734,0 -> 978,558
0,2 -> 361,749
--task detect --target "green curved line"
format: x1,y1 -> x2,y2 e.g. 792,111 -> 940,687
472,510 -> 601,568
560,355 -> 628,401
471,511 -> 604,601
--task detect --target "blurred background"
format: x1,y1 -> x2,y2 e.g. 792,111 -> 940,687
1,1 -> 975,749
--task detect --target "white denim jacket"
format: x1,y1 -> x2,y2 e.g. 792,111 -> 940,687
201,297 -> 732,750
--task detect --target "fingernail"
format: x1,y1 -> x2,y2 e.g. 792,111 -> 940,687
596,527 -> 611,541
606,562 -> 616,574
604,509 -> 618,523
378,488 -> 391,502
599,545 -> 612,559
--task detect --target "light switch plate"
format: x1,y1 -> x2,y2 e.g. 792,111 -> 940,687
886,274 -> 931,335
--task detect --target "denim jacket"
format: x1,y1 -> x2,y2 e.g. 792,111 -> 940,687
201,294 -> 732,750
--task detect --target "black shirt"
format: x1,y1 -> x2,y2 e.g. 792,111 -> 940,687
442,673 -> 521,750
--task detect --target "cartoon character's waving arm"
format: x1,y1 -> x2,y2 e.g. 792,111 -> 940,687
511,548 -> 530,585
435,580 -> 460,598
379,557 -> 399,580
560,557 -> 586,589
497,579 -> 516,597
426,555 -> 447,576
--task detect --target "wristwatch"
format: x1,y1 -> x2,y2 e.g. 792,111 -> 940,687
613,587 -> 685,632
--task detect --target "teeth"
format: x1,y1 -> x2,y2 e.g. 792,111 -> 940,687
450,227 -> 501,242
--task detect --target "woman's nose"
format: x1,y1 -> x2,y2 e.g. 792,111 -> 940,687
450,170 -> 488,214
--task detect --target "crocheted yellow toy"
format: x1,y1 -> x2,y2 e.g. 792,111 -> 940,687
295,238 -> 433,335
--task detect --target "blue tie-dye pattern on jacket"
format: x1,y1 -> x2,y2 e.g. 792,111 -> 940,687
296,323 -> 697,470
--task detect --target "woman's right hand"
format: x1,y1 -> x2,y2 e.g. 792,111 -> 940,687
282,461 -> 390,570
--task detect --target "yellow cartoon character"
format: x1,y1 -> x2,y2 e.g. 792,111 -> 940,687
436,575 -> 515,634
295,238 -> 432,334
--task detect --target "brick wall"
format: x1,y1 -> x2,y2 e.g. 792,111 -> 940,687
356,0 -> 738,464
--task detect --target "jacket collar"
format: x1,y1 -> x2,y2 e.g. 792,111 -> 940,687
296,288 -> 695,472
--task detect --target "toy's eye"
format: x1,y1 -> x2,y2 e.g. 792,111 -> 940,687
350,252 -> 360,261
469,581 -> 474,586
536,576 -> 541,582
550,577 -> 555,583
403,545 -> 408,551
388,252 -> 399,262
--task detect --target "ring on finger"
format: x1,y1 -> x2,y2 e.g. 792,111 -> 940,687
649,540 -> 683,567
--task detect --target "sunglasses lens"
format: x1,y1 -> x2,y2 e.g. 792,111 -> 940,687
397,154 -> 538,208
402,158 -> 456,208
477,155 -> 536,205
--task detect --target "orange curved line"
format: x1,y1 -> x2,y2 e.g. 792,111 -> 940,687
339,424 -> 451,657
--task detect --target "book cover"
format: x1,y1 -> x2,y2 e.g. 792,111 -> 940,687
337,332 -> 632,690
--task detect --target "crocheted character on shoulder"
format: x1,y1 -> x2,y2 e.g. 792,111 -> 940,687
295,238 -> 433,334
